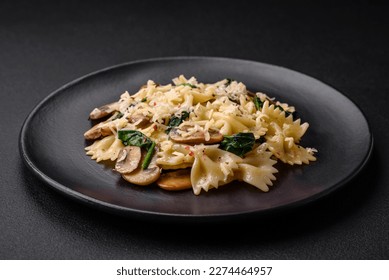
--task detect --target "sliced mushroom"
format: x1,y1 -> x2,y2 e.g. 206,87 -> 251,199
122,148 -> 161,185
115,146 -> 141,174
89,102 -> 118,120
169,126 -> 223,145
84,122 -> 113,140
157,169 -> 192,191
128,114 -> 150,128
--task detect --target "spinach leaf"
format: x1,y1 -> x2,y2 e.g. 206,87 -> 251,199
179,83 -> 197,88
219,132 -> 256,157
118,130 -> 155,169
254,96 -> 264,111
141,141 -> 156,169
118,130 -> 153,150
165,111 -> 190,134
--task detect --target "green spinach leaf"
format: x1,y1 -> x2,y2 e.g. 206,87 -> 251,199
219,132 -> 256,157
179,83 -> 197,88
165,111 -> 190,133
118,130 -> 156,169
141,141 -> 156,170
254,96 -> 264,111
118,130 -> 153,150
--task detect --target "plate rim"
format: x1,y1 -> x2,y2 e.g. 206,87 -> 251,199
18,56 -> 374,221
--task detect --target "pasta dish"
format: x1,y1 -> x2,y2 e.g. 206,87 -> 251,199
84,76 -> 317,195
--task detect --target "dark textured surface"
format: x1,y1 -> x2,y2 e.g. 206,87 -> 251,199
1,0 -> 388,259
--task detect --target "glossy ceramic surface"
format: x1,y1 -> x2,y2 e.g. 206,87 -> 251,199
19,57 -> 373,221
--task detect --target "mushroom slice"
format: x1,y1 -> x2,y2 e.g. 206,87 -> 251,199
84,122 -> 113,140
169,126 -> 223,145
89,102 -> 119,120
122,148 -> 161,186
115,146 -> 141,174
157,169 -> 192,191
128,114 -> 150,128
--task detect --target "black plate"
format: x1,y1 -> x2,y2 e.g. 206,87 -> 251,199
19,57 -> 373,222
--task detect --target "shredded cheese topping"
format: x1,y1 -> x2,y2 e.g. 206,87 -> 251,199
85,75 -> 317,195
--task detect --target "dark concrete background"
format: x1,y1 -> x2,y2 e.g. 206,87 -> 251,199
0,0 -> 388,259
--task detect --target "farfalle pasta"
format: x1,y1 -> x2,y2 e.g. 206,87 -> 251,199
84,76 -> 317,195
